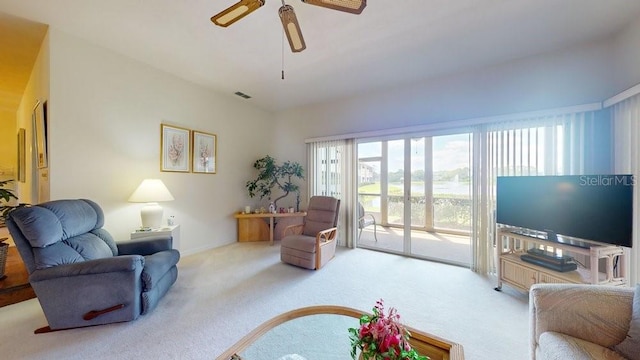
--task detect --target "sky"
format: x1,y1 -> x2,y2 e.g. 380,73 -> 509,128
358,133 -> 472,173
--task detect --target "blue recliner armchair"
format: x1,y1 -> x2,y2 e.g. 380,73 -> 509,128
6,199 -> 180,333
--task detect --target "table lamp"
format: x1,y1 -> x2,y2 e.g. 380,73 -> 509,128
128,179 -> 174,229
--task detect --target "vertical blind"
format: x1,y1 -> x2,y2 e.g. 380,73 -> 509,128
612,93 -> 640,286
472,111 -> 608,274
307,139 -> 355,247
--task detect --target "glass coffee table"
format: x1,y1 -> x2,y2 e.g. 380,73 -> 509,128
216,305 -> 464,360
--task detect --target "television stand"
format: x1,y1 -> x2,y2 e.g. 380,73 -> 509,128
495,227 -> 628,292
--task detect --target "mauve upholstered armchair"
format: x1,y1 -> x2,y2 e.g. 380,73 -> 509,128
6,199 -> 180,333
280,196 -> 340,270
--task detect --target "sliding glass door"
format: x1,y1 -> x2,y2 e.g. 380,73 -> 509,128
357,133 -> 472,266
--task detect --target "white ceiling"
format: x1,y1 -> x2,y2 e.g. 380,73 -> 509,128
2,0 -> 640,113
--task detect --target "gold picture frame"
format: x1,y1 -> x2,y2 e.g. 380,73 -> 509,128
161,124 -> 190,172
192,130 -> 217,174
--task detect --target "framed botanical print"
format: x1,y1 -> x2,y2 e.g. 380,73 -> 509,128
161,124 -> 190,172
192,130 -> 217,174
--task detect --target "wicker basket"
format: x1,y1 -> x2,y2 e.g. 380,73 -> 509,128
0,240 -> 8,279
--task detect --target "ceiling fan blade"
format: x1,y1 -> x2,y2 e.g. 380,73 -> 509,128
279,4 -> 306,53
301,0 -> 366,14
211,0 -> 266,27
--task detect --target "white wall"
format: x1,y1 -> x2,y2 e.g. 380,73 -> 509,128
273,37 -> 616,183
0,109 -> 16,176
47,29 -> 275,255
613,16 -> 640,95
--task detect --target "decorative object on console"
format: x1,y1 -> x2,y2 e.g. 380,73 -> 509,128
128,179 -> 175,229
245,155 -> 304,210
349,299 -> 429,360
211,0 -> 366,53
192,130 -> 217,174
161,124 -> 190,172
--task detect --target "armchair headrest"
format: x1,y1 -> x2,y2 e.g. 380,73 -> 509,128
10,199 -> 105,248
303,196 -> 340,237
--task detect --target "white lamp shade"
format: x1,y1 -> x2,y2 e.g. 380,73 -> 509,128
129,179 -> 174,229
128,179 -> 174,203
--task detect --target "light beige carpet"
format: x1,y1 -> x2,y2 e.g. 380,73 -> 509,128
0,242 -> 529,359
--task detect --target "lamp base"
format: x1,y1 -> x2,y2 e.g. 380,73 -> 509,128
140,202 -> 163,229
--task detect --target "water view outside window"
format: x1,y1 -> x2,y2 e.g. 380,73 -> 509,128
432,134 -> 471,232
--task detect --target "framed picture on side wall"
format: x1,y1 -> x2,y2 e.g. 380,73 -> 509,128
192,130 -> 217,174
161,124 -> 190,172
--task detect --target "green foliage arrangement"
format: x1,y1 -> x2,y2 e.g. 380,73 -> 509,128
0,179 -> 19,224
245,155 -> 304,210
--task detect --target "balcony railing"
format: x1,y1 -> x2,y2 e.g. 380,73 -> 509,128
358,194 -> 472,232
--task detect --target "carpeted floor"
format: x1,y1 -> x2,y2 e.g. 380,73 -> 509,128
0,242 -> 529,359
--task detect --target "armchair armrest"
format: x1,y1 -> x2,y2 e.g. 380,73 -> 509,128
30,255 -> 144,282
117,235 -> 173,256
284,224 -> 304,237
529,283 -> 634,354
316,227 -> 337,244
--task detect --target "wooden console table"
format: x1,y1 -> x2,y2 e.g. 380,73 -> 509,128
234,212 -> 306,245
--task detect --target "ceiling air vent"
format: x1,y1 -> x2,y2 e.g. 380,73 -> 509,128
234,91 -> 251,99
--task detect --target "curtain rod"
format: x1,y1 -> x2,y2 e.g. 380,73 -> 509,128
603,83 -> 640,108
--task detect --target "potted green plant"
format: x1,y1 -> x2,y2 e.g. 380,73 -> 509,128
245,155 -> 304,211
0,179 -> 19,279
0,179 -> 19,226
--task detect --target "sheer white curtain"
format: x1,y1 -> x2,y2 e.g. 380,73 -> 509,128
611,93 -> 640,286
472,111 -> 606,274
307,139 -> 356,247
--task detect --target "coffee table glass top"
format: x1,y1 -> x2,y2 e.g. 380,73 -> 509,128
217,305 -> 464,360
240,314 -> 356,360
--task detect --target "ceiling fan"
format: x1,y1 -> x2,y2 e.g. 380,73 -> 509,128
211,0 -> 367,53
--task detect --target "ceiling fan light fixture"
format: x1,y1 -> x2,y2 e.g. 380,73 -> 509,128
211,0 -> 265,27
301,0 -> 366,14
279,4 -> 306,53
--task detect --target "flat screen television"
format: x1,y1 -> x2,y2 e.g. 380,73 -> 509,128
496,175 -> 634,248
